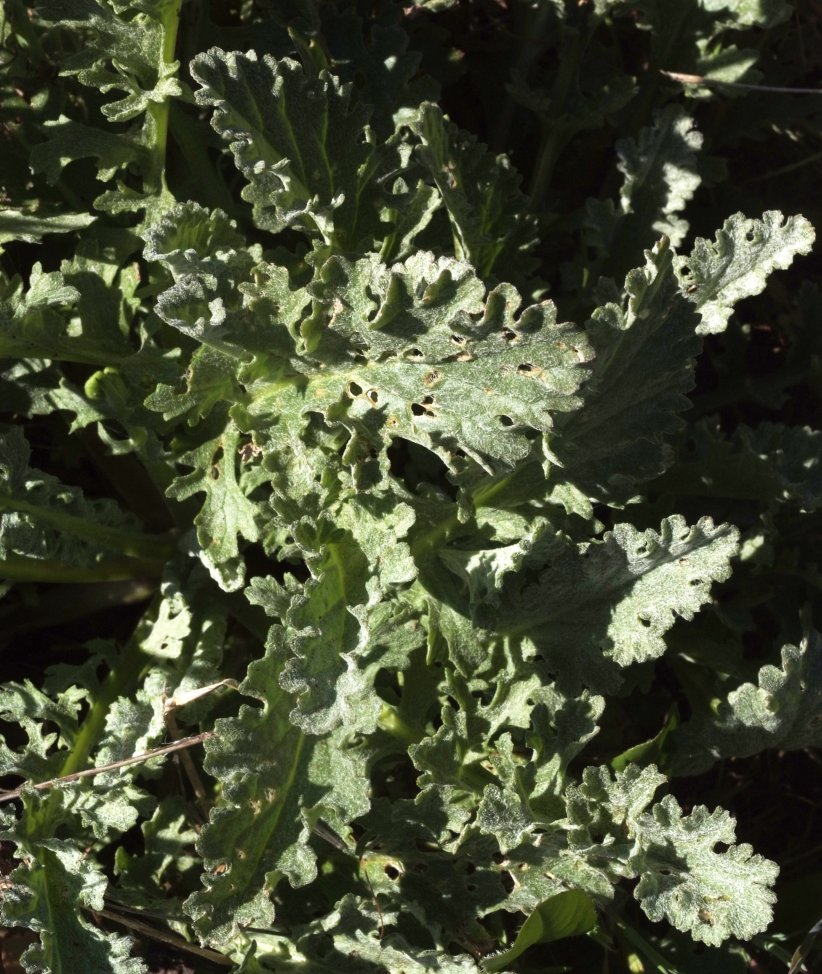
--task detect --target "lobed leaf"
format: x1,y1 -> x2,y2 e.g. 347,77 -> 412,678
190,49 -> 381,249
0,426 -> 166,576
632,796 -> 779,946
672,624 -> 822,774
249,251 -> 592,476
581,105 -> 702,283
466,515 -> 738,691
552,237 -> 701,500
564,764 -> 779,945
676,211 -> 815,335
275,496 -> 417,735
0,830 -> 146,974
411,103 -> 539,282
185,577 -> 371,947
36,0 -> 183,124
165,423 -> 261,591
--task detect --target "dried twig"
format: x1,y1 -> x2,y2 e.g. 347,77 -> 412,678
0,731 -> 214,804
92,906 -> 233,967
661,69 -> 822,96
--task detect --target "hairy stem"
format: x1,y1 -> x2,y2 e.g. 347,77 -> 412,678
0,555 -> 166,583
0,494 -> 176,560
528,28 -> 586,210
146,0 -> 183,195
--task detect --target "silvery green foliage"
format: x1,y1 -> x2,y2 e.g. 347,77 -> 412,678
581,104 -> 703,281
676,211 -> 815,334
0,3 -> 817,972
672,625 -> 822,775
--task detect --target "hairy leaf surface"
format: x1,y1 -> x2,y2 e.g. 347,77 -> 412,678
676,211 -> 815,334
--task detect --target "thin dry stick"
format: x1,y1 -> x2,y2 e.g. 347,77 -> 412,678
0,731 -> 214,804
661,69 -> 822,96
91,907 -> 233,967
165,712 -> 211,823
161,680 -> 237,823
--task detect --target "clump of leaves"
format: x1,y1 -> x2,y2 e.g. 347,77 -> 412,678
1,2 -> 820,973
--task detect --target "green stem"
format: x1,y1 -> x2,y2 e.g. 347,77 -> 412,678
377,704 -> 420,746
25,596 -> 161,834
0,555 -> 166,582
410,461 -> 540,564
59,604 -> 157,778
472,466 -> 523,510
528,28 -> 586,210
146,0 -> 182,194
492,2 -> 555,151
409,508 -> 460,563
0,494 -> 176,560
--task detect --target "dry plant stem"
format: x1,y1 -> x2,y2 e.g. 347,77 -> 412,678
0,731 -> 214,804
661,69 -> 822,95
91,907 -> 233,967
165,711 -> 211,822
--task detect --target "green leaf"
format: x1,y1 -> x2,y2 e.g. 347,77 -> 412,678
552,237 -> 701,500
190,49 -> 382,249
581,105 -> 702,280
0,360 -> 96,424
316,894 -> 486,973
614,105 -> 702,247
0,425 -> 171,575
165,423 -> 260,591
632,796 -> 778,946
29,116 -> 147,185
606,0 -> 765,84
145,345 -> 243,424
268,251 -> 591,476
0,263 -> 80,361
564,764 -> 778,945
476,515 -> 739,691
150,230 -> 593,478
0,831 -> 146,974
142,200 -> 246,280
676,211 -> 816,335
700,0 -> 792,28
0,236 -> 137,365
672,624 -> 822,775
482,890 -> 597,972
565,763 -> 668,845
0,609 -> 203,972
658,421 -> 822,511
309,3 -> 431,138
0,206 -> 96,246
275,494 -> 417,736
411,103 -> 539,282
185,579 -> 371,948
36,0 -> 183,124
